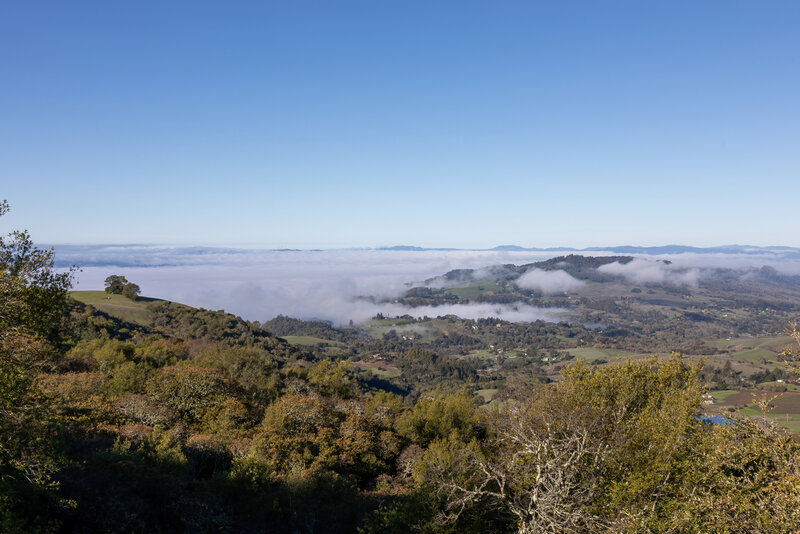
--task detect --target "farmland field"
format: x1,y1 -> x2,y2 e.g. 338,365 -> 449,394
707,389 -> 800,433
351,360 -> 401,379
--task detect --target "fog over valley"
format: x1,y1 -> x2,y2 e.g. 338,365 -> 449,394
66,248 -> 565,324
59,245 -> 800,325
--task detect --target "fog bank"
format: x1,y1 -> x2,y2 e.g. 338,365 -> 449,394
63,247 -> 800,325
515,268 -> 584,294
69,249 -> 564,324
598,259 -> 702,286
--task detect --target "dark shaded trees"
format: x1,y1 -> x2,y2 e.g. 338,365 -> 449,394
121,282 -> 141,300
0,200 -> 74,532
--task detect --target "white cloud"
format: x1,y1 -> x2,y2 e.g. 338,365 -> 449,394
597,259 -> 701,286
650,253 -> 800,276
61,247 -> 800,324
515,268 -> 584,294
67,249 -> 566,324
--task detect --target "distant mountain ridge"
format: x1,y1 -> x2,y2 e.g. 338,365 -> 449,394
47,243 -> 800,268
491,244 -> 799,256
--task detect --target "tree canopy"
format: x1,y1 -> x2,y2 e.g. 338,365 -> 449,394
0,200 -> 74,532
104,275 -> 140,300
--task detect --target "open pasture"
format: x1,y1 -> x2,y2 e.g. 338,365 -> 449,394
351,360 -> 401,379
70,290 -> 161,325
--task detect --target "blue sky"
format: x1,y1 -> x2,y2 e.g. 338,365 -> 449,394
2,1 -> 798,248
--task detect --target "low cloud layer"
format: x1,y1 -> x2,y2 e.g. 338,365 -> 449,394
598,259 -> 702,286
68,249 -> 564,324
62,247 -> 800,325
515,268 -> 584,294
358,302 -> 565,323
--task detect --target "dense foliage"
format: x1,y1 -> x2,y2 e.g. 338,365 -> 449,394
2,202 -> 800,532
262,315 -> 361,343
103,275 -> 140,300
0,201 -> 74,532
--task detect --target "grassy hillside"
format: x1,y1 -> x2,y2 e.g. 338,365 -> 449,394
69,290 -> 164,325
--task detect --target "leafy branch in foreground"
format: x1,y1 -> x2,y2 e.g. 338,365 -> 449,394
0,201 -> 76,532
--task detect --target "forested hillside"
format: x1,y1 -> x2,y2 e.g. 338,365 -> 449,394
2,204 -> 800,533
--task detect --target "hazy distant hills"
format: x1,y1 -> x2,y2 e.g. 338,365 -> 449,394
491,244 -> 800,256
417,253 -> 800,298
384,244 -> 800,256
396,253 -> 800,347
48,243 -> 800,269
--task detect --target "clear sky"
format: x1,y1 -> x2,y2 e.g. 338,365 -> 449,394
1,1 -> 798,249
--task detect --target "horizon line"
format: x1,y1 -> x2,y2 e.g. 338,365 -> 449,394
43,243 -> 800,253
